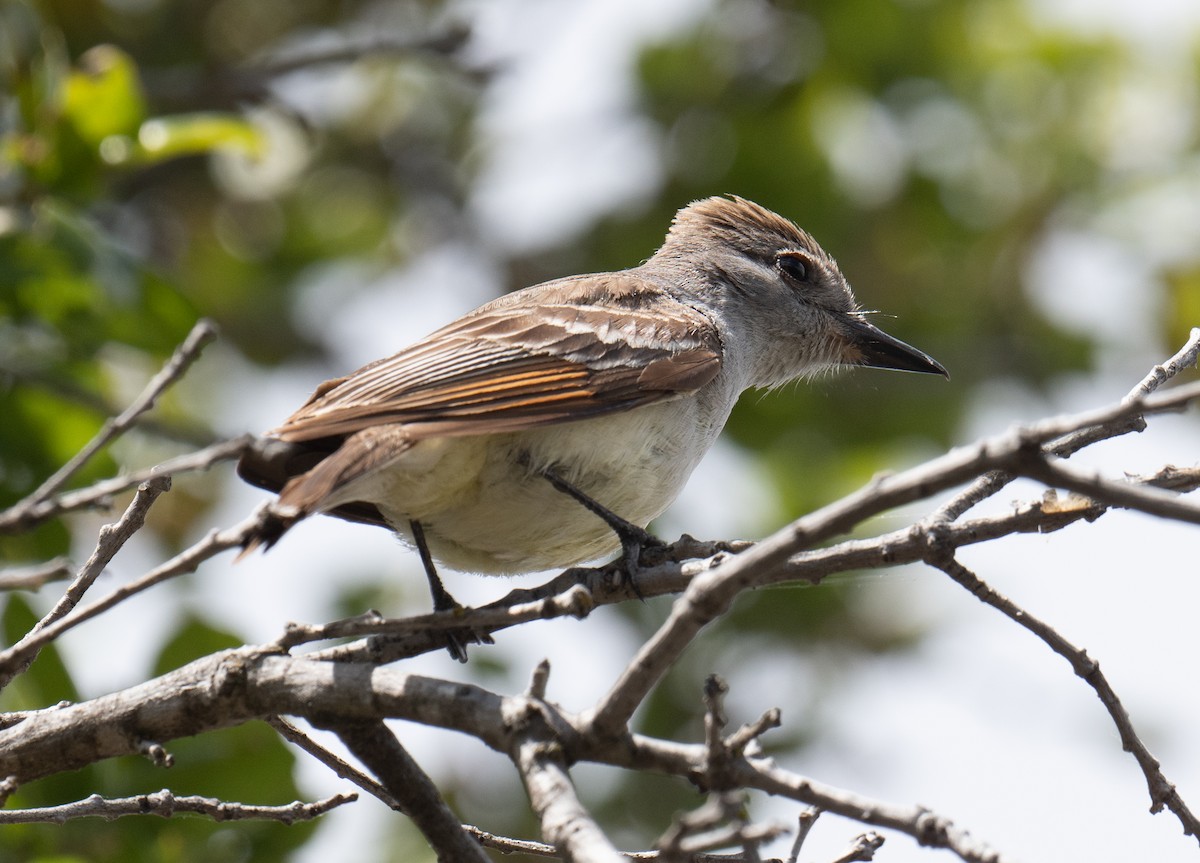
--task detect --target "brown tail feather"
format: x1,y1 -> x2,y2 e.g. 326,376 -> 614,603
235,504 -> 302,560
234,427 -> 414,558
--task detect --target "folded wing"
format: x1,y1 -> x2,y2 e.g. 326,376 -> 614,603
273,274 -> 723,442
237,274 -> 723,531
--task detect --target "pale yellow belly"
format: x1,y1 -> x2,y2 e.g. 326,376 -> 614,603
368,401 -> 723,574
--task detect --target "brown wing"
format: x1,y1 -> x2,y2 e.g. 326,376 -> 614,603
270,272 -> 723,443
236,272 -> 722,538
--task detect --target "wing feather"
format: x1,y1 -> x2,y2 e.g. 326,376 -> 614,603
272,274 -> 722,443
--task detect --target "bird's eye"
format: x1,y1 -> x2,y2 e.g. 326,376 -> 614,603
776,252 -> 809,283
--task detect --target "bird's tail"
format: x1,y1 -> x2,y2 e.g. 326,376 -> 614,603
234,436 -> 316,560
235,505 -> 300,561
233,428 -> 409,560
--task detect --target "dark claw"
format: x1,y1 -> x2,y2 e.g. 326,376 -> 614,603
441,625 -> 493,664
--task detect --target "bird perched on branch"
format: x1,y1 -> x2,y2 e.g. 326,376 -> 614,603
238,195 -> 946,639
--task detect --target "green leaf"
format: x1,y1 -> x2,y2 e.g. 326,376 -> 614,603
134,114 -> 265,165
61,46 -> 146,147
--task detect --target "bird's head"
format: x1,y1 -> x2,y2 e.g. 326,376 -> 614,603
654,196 -> 948,388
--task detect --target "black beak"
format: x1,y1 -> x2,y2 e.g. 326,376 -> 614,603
840,314 -> 949,378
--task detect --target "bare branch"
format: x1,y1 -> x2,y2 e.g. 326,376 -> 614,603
43,476 -> 172,629
330,720 -> 490,863
787,808 -> 822,863
0,476 -> 171,688
511,696 -> 626,863
14,319 -> 217,509
828,832 -> 885,863
0,558 -> 73,592
768,465 -> 1199,589
932,326 -> 1200,524
923,550 -> 1200,842
0,788 -> 355,824
584,378 -> 1200,738
0,505 -> 276,689
292,459 -> 1196,668
266,715 -> 402,811
0,649 -> 1007,860
0,435 -> 254,535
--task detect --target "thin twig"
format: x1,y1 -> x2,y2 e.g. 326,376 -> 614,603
611,733 -> 1007,863
18,319 -> 217,507
40,476 -> 172,630
0,435 -> 254,534
725,708 -> 782,757
932,326 -> 1200,524
329,720 -> 490,863
828,832 -> 885,863
769,465 -> 1199,587
1019,457 -> 1200,524
0,505 -> 276,689
465,826 -> 563,858
0,558 -> 73,592
250,27 -> 470,77
730,761 -> 1003,863
701,675 -> 734,791
266,715 -> 402,811
655,791 -> 784,862
279,584 -> 594,653
0,788 -> 355,824
464,827 -> 782,862
787,808 -> 822,863
0,476 -> 171,689
527,659 -> 552,700
923,549 -> 1200,842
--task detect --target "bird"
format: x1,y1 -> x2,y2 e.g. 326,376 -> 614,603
238,195 -> 946,636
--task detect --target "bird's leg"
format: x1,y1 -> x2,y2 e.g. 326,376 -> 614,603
410,519 -> 459,613
538,466 -> 666,590
410,520 -> 491,662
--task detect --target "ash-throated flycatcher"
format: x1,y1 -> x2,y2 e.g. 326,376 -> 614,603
239,196 -> 946,611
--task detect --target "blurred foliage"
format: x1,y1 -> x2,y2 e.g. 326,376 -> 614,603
1,0 -> 1197,859
630,0 -> 1115,480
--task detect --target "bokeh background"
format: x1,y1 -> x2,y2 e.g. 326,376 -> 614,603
2,0 -> 1199,861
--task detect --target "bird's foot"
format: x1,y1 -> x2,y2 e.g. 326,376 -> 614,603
433,604 -> 495,664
